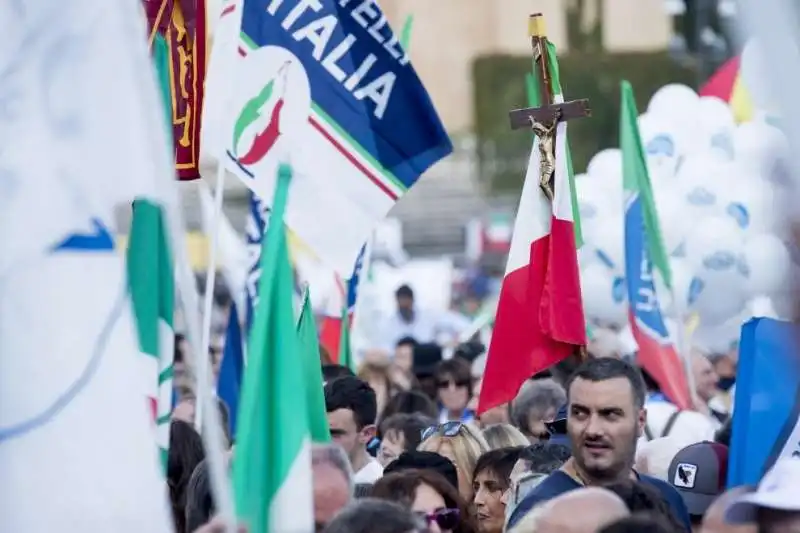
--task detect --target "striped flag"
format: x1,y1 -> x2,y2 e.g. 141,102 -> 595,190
233,164 -> 313,531
143,0 -> 207,180
203,0 -> 452,275
297,290 -> 332,443
320,245 -> 367,362
127,200 -> 175,468
478,41 -> 586,414
728,318 -> 800,486
621,80 -> 690,409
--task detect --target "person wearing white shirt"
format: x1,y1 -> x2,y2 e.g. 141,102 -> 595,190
324,376 -> 384,483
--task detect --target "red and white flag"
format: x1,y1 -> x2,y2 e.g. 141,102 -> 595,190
478,95 -> 586,414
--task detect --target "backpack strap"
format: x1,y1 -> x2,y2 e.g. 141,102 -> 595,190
661,410 -> 683,438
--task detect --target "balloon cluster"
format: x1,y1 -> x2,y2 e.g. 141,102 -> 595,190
577,76 -> 796,352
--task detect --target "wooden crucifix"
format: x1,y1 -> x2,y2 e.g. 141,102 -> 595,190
508,13 -> 591,201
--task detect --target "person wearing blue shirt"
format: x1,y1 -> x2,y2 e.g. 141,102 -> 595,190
507,358 -> 692,531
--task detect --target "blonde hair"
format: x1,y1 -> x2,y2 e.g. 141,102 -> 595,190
417,422 -> 489,494
481,423 -> 530,449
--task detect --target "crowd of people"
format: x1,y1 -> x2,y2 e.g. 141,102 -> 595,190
167,286 -> 800,533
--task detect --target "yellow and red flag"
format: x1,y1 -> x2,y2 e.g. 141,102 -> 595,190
143,0 -> 207,180
699,56 -> 754,124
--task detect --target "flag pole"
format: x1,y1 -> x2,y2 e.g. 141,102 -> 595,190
195,162 -> 227,433
669,289 -> 700,410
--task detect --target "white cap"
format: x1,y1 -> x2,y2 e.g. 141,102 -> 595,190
725,457 -> 800,524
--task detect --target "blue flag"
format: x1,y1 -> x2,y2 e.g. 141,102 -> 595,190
245,191 -> 269,331
218,303 -> 245,438
728,318 -> 800,487
345,244 -> 367,313
214,0 -> 452,275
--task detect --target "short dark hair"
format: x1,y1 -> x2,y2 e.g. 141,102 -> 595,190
322,498 -> 425,533
383,451 -> 459,491
473,447 -> 525,491
605,481 -> 686,532
395,284 -> 414,299
597,513 -> 674,533
325,376 -> 377,429
379,413 -> 435,451
322,364 -> 355,383
174,333 -> 185,363
167,420 -> 206,533
396,336 -> 418,348
519,442 -> 571,474
566,358 -> 647,409
378,390 -> 438,424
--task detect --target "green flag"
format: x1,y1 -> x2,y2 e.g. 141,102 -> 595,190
127,200 -> 175,470
338,304 -> 355,372
233,164 -> 313,532
296,289 -> 332,443
525,42 -> 583,248
620,80 -> 672,288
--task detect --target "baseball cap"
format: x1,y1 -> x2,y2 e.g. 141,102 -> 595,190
667,441 -> 729,516
726,457 -> 800,524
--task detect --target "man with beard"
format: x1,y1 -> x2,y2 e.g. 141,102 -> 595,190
507,358 -> 691,531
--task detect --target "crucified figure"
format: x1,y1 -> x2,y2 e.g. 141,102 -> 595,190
531,118 -> 558,201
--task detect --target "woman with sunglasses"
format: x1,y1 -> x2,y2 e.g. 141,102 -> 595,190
370,470 -> 479,533
433,359 -> 476,424
418,421 -> 489,501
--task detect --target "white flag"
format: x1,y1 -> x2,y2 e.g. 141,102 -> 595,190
0,0 -> 174,531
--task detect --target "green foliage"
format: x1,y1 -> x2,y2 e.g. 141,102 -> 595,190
472,52 -> 695,193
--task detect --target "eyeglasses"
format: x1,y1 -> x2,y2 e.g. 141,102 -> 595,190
436,379 -> 470,389
421,421 -> 463,441
415,508 -> 460,530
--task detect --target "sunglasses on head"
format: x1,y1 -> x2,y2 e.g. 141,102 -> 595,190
421,421 -> 463,441
436,378 -> 470,389
416,508 -> 460,530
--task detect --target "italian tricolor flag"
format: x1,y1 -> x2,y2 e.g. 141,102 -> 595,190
127,199 -> 175,467
478,42 -> 586,414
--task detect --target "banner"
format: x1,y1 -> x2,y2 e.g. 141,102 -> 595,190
143,0 -> 207,180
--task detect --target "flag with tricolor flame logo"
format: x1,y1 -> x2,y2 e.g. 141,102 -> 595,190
143,0 -> 207,180
620,80 -> 691,409
202,0 -> 451,275
478,41 -> 586,414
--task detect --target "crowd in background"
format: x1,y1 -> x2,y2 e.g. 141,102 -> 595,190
168,283 -> 800,533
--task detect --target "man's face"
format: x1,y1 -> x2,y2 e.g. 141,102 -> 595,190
567,376 -> 644,482
692,355 -> 719,402
326,408 -> 371,462
397,295 -> 414,317
378,430 -> 405,467
394,344 -> 414,371
313,462 -> 350,532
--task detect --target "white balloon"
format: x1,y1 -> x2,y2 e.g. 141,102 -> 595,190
683,216 -> 748,325
647,84 -> 700,120
587,213 -> 625,274
653,186 -> 693,255
675,155 -> 731,222
742,234 -> 791,296
576,173 -> 622,228
638,113 -> 683,179
718,174 -> 780,234
671,258 -> 704,315
587,149 -> 623,187
696,96 -> 736,159
580,263 -> 627,326
691,311 -> 749,353
732,121 -> 790,184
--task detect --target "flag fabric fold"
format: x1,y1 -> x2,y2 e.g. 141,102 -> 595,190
0,1 -> 175,530
217,302 -> 244,438
728,318 -> 800,487
297,290 -> 332,443
479,42 -> 586,414
620,80 -> 690,409
202,0 -> 452,275
233,164 -> 313,532
127,199 -> 176,469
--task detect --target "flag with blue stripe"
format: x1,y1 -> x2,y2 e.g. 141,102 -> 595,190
728,318 -> 800,486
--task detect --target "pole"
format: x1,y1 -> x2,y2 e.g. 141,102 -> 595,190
194,163 -> 226,433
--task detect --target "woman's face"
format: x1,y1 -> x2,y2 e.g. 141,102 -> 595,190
378,431 -> 405,467
473,470 -> 506,533
412,483 -> 451,533
437,373 -> 470,413
437,441 -> 473,501
526,407 -> 556,441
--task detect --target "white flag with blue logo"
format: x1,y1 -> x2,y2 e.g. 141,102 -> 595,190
0,0 -> 174,531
